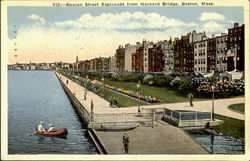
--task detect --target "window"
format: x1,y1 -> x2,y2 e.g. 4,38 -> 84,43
239,36 -> 241,40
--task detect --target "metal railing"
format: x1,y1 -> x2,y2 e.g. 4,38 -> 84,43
164,108 -> 211,122
92,112 -> 154,123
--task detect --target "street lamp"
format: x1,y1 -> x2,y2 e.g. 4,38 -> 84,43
211,85 -> 215,121
137,81 -> 141,113
101,77 -> 104,84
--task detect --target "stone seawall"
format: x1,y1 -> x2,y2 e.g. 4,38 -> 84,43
55,72 -> 91,126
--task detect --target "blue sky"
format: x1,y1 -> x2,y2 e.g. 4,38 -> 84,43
8,6 -> 243,38
8,6 -> 244,63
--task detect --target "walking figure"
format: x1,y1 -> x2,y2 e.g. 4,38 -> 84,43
189,93 -> 193,107
123,132 -> 129,154
66,79 -> 69,85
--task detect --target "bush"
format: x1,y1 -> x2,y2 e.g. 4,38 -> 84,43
178,77 -> 193,95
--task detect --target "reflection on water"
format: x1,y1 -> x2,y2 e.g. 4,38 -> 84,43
8,70 -> 97,154
186,129 -> 244,154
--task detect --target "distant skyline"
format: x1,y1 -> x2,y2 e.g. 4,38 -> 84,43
8,6 -> 243,64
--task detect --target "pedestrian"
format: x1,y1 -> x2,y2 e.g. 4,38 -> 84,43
66,79 -> 69,85
189,93 -> 193,107
123,132 -> 129,154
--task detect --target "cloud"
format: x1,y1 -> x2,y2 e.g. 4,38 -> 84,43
55,11 -> 195,31
9,11 -> 234,64
27,14 -> 45,24
202,21 -> 227,34
199,12 -> 226,21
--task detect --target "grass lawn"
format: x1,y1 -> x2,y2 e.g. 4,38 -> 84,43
98,86 -> 145,107
88,76 -> 208,103
228,103 -> 245,114
211,114 -> 245,139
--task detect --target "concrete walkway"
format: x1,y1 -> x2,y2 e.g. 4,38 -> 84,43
95,121 -> 208,154
130,97 -> 245,121
55,72 -> 245,120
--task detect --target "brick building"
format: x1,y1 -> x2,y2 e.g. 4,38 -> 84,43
207,36 -> 216,72
132,47 -> 144,72
148,43 -> 165,72
174,31 -> 206,72
227,23 -> 244,71
115,45 -> 125,71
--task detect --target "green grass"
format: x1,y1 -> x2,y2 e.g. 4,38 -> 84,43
228,103 -> 245,114
88,76 -> 208,103
211,114 -> 245,139
99,87 -> 145,107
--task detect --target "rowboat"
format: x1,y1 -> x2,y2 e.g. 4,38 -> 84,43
36,128 -> 68,137
101,122 -> 139,131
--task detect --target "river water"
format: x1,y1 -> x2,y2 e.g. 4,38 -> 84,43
186,129 -> 244,154
8,70 -> 97,154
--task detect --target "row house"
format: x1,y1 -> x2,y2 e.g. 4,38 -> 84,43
206,36 -> 216,72
148,43 -> 165,72
124,43 -> 140,72
116,46 -> 125,71
227,23 -> 244,71
194,37 -> 208,73
215,33 -> 228,72
132,47 -> 144,72
163,39 -> 174,73
174,30 -> 206,72
109,56 -> 117,72
89,58 -> 96,71
100,57 -> 110,72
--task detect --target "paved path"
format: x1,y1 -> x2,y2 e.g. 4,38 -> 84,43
55,72 -> 245,120
130,97 -> 245,121
95,121 -> 208,154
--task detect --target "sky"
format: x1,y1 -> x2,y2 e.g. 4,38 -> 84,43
8,6 -> 243,64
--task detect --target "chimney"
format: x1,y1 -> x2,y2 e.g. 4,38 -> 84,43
234,23 -> 239,28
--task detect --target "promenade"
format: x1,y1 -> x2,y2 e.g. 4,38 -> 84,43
55,71 -> 244,154
56,71 -> 244,120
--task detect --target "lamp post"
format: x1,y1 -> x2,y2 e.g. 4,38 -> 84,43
137,81 -> 141,113
211,85 -> 215,121
101,77 -> 104,84
101,77 -> 105,96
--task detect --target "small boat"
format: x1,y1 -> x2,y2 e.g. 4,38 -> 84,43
36,128 -> 68,137
101,122 -> 139,131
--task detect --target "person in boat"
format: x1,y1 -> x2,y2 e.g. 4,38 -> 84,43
123,132 -> 129,154
47,123 -> 56,132
37,121 -> 46,132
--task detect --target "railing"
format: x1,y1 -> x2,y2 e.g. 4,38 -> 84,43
93,112 -> 154,123
164,108 -> 211,122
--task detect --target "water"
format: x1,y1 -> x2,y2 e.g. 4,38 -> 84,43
186,129 -> 244,154
8,70 -> 97,154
